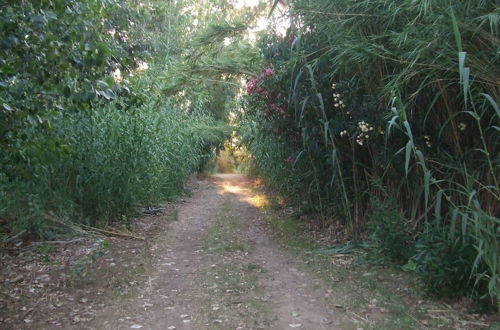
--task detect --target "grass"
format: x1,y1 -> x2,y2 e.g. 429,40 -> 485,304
200,202 -> 270,329
265,215 -> 319,252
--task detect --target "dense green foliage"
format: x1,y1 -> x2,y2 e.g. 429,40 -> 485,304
0,0 -> 231,238
1,0 -> 498,309
239,0 -> 499,304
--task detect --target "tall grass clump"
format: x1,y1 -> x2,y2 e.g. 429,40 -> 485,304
240,0 -> 499,305
0,102 -> 226,237
0,0 -> 232,239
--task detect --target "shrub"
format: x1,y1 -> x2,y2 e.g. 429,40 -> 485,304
414,227 -> 481,299
368,197 -> 414,264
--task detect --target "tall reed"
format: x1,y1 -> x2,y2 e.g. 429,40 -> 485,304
241,0 -> 499,304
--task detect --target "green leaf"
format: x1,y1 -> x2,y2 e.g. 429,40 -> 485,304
434,189 -> 443,224
2,103 -> 13,112
292,150 -> 305,167
63,86 -> 71,98
403,121 -> 414,141
316,93 -> 326,121
423,169 -> 431,212
323,120 -> 329,145
481,93 -> 500,121
330,149 -> 337,186
462,67 -> 470,107
306,65 -> 316,90
402,259 -> 417,272
299,96 -> 309,122
404,139 -> 413,176
458,51 -> 466,82
450,8 -> 462,52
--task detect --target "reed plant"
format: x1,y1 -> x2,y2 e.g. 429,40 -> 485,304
0,101 -> 226,236
241,0 -> 499,304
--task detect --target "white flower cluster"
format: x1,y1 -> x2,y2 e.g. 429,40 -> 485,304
458,122 -> 467,131
331,84 -> 346,109
424,135 -> 431,148
340,130 -> 348,137
356,121 -> 374,146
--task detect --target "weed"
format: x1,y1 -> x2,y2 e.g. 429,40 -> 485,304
36,244 -> 55,263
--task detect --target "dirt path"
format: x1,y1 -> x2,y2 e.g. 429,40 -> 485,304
219,174 -> 339,329
89,174 -> 343,330
1,174 -> 494,329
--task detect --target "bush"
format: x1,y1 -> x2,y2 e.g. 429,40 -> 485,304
414,227 -> 481,299
368,197 -> 414,264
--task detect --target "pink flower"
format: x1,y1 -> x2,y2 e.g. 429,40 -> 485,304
264,68 -> 274,76
270,103 -> 276,110
286,156 -> 294,164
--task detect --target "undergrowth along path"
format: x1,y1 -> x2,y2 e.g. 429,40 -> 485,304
90,174 -> 345,329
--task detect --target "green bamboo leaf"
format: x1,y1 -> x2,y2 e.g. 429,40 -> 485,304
458,51 -> 466,83
434,189 -> 443,224
450,8 -> 462,52
306,65 -> 316,90
404,140 -> 413,176
292,149 -> 305,167
330,149 -> 337,186
403,121 -> 414,142
424,170 -> 430,211
292,70 -> 303,96
323,120 -> 329,145
299,96 -> 309,122
291,35 -> 301,52
415,150 -> 427,170
461,213 -> 469,243
301,127 -> 307,146
316,93 -> 327,120
387,115 -> 400,136
481,93 -> 500,120
462,67 -> 470,107
450,208 -> 459,238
